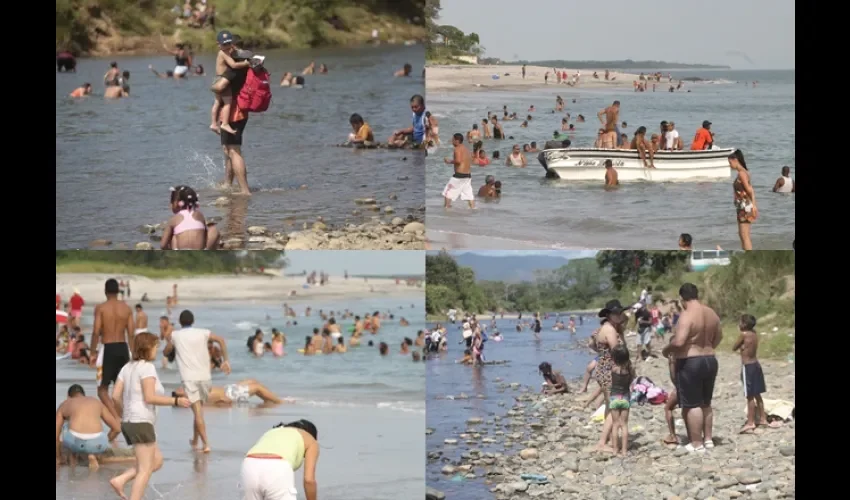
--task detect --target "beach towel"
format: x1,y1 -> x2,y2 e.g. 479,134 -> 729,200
745,398 -> 794,421
590,404 -> 606,423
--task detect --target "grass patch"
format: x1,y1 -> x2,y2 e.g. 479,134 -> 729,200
55,261 -> 219,279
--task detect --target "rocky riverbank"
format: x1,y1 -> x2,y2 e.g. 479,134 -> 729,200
427,351 -> 795,499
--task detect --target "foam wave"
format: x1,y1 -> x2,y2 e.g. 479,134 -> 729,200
296,398 -> 425,414
233,320 -> 259,330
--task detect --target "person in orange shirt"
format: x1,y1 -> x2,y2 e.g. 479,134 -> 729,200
691,120 -> 714,150
69,83 -> 92,98
348,113 -> 374,145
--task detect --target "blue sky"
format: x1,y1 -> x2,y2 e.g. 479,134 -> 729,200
285,251 -> 424,276
437,0 -> 795,69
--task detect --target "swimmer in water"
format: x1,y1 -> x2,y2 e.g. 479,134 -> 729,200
395,63 -> 413,77
379,342 -> 389,355
69,83 -> 92,98
334,336 -> 347,352
280,71 -> 294,86
303,336 -> 317,355
173,379 -> 283,406
161,185 -> 221,250
271,331 -> 285,356
348,113 -> 375,145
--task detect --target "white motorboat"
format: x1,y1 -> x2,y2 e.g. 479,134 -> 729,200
538,147 -> 735,182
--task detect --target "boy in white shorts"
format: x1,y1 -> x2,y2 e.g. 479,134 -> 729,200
442,133 -> 476,208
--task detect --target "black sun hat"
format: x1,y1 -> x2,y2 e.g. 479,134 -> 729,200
598,299 -> 626,318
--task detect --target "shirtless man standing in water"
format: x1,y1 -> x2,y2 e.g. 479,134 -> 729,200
134,304 -> 148,334
661,283 -> 722,453
89,279 -> 135,421
442,133 -> 475,209
597,101 -> 620,148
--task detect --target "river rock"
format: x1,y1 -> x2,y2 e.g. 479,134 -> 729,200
519,448 -> 539,459
134,242 -> 153,250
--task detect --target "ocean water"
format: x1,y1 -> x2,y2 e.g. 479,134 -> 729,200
55,45 -> 425,249
425,70 -> 795,250
425,316 -> 596,499
55,297 -> 425,499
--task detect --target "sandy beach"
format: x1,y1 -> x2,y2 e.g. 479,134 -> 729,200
426,65 -> 640,92
56,273 -> 423,305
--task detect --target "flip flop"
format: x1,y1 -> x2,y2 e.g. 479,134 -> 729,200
662,437 -> 679,445
758,421 -> 783,429
738,426 -> 756,434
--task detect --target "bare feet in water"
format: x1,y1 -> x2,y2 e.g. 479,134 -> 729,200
109,477 -> 128,499
190,438 -> 212,453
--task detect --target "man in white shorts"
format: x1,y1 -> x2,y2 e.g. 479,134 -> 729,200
442,133 -> 475,208
168,309 -> 231,453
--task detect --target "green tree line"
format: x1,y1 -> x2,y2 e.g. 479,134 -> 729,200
426,251 -> 795,322
424,0 -> 483,61
56,251 -> 285,274
57,0 -> 425,54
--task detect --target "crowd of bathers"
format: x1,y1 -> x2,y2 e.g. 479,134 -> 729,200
433,282 -> 780,456
55,278 -> 320,499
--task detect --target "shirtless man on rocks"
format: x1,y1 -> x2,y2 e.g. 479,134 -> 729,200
662,283 -> 722,453
597,101 -> 620,148
89,279 -> 135,421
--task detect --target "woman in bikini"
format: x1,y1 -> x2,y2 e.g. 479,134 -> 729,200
728,149 -> 758,250
161,186 -> 221,250
593,300 -> 627,453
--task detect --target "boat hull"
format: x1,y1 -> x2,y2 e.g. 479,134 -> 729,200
539,148 -> 735,182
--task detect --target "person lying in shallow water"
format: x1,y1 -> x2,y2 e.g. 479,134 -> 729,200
173,379 -> 283,406
161,185 -> 221,250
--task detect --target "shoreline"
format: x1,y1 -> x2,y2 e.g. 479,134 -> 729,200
56,273 -> 423,304
426,64 -> 642,93
72,39 -> 424,58
428,350 -> 795,499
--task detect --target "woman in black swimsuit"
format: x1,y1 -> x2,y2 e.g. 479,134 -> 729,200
491,116 -> 504,139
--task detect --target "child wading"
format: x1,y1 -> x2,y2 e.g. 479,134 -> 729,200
733,314 -> 778,433
606,344 -> 636,456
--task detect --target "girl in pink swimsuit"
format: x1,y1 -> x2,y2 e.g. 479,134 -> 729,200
161,185 -> 221,250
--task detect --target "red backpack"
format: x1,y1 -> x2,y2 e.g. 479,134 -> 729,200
237,67 -> 272,113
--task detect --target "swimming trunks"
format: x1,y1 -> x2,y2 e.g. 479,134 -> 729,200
609,394 -> 630,410
221,118 -> 248,147
225,383 -> 251,403
62,427 -> 109,455
100,343 -> 130,388
741,361 -> 766,397
183,380 -> 212,404
71,309 -> 82,319
442,176 -> 474,202
675,355 -> 718,409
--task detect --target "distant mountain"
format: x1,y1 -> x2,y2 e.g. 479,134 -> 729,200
452,253 -> 571,282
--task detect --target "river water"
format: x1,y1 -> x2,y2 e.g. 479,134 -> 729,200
425,316 -> 595,499
425,70 -> 795,250
56,297 -> 425,499
56,44 -> 425,249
